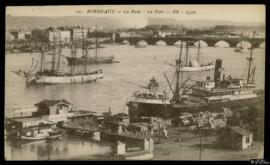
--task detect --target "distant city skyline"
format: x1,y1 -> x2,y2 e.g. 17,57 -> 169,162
6,5 -> 265,24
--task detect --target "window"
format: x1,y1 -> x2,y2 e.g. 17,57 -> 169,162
246,136 -> 250,143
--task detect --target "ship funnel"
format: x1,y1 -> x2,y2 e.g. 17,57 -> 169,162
214,59 -> 222,82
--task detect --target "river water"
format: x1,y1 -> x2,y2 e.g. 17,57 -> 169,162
4,135 -> 112,160
5,45 -> 265,160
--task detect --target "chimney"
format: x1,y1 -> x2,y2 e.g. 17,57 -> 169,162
214,59 -> 222,82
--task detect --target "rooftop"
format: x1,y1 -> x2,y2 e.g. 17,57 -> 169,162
231,126 -> 252,136
13,107 -> 37,113
35,99 -> 71,108
10,117 -> 52,124
70,110 -> 96,117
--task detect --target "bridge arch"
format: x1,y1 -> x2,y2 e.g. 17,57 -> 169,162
115,36 -> 264,47
194,40 -> 208,47
155,40 -> 167,46
236,41 -> 252,49
259,42 -> 265,48
214,40 -> 230,48
121,40 -> 130,45
136,40 -> 148,46
174,40 -> 187,46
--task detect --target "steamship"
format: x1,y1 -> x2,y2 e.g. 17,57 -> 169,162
127,36 -> 260,119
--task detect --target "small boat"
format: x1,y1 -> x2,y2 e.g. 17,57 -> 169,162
181,62 -> 215,72
75,130 -> 87,136
10,49 -> 20,53
21,132 -> 48,141
75,129 -> 93,137
234,47 -> 249,53
89,44 -> 105,49
135,40 -> 148,48
45,130 -> 63,140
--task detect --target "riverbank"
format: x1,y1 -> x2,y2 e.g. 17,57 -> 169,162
153,127 -> 263,160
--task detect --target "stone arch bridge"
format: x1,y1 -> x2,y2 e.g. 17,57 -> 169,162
116,37 -> 265,48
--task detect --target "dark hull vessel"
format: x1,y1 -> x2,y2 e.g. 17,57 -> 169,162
128,95 -> 261,120
127,35 -> 261,120
66,56 -> 114,65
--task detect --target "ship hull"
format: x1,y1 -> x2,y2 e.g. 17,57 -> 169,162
21,135 -> 47,141
135,45 -> 147,48
181,64 -> 215,72
28,70 -> 103,85
66,57 -> 114,65
234,48 -> 249,53
127,95 -> 261,119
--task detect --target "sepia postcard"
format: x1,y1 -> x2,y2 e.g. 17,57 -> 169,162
5,4 -> 266,161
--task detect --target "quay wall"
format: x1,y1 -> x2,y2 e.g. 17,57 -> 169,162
100,131 -> 153,151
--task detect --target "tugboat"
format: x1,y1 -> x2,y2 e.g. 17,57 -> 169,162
65,26 -> 115,65
127,33 -> 260,118
13,33 -> 103,85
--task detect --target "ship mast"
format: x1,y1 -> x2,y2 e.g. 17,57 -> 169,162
70,42 -> 76,74
246,31 -> 255,84
95,23 -> 98,59
240,32 -> 243,48
57,33 -> 62,74
40,47 -> 45,73
185,44 -> 189,66
197,40 -> 201,63
82,27 -> 87,74
174,41 -> 183,103
51,32 -> 57,72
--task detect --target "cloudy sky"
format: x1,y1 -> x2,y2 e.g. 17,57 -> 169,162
6,5 -> 265,28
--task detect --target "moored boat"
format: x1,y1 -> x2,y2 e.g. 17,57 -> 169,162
181,63 -> 214,72
135,40 -> 148,48
28,70 -> 103,85
13,28 -> 104,86
179,41 -> 214,72
45,130 -> 63,140
127,32 -> 260,118
21,132 -> 49,141
66,56 -> 114,65
65,26 -> 115,65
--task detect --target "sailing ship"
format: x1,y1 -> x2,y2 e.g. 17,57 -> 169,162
65,27 -> 114,65
127,32 -> 259,118
13,33 -> 103,85
178,41 -> 214,72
